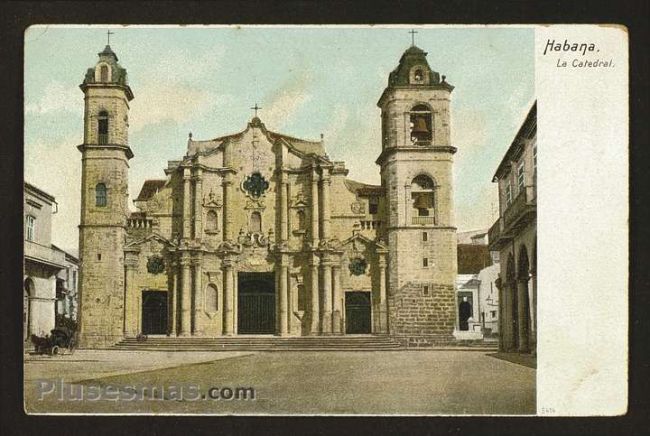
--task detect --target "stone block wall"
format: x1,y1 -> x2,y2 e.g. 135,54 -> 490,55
388,282 -> 456,346
78,227 -> 126,347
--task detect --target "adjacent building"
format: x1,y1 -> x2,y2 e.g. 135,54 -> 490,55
77,43 -> 459,348
454,231 -> 495,339
55,248 -> 79,322
24,183 -> 66,339
488,102 -> 537,354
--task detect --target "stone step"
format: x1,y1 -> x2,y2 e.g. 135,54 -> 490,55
113,335 -> 403,351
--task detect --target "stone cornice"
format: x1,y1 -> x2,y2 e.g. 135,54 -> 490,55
77,143 -> 134,160
375,145 -> 457,166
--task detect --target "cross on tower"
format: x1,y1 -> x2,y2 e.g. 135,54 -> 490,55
409,29 -> 418,46
107,29 -> 114,45
250,103 -> 262,118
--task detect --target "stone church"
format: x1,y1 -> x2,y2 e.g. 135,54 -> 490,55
77,42 -> 458,348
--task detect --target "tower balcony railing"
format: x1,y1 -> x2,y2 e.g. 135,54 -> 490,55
98,134 -> 108,145
127,217 -> 154,229
411,216 -> 436,225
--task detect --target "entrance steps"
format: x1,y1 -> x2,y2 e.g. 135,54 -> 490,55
112,335 -> 404,351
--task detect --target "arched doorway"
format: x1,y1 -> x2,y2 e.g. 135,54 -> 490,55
345,291 -> 371,334
141,291 -> 168,335
506,254 -> 518,351
24,278 -> 34,340
517,246 -> 531,353
458,296 -> 472,331
237,272 -> 275,334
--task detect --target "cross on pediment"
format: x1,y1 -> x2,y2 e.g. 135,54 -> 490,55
107,29 -> 114,45
250,103 -> 262,117
409,29 -> 418,46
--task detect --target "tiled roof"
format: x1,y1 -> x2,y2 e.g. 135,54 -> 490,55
457,243 -> 493,274
135,179 -> 166,202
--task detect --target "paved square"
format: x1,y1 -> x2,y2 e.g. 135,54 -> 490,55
25,350 -> 535,415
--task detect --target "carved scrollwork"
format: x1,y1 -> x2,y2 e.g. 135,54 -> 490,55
350,201 -> 365,214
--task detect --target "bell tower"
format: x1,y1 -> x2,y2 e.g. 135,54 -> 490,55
77,42 -> 134,347
377,44 -> 458,344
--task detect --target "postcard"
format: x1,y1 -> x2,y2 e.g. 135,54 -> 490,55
23,24 -> 628,416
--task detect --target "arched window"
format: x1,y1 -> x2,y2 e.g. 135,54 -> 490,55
25,215 -> 36,241
414,69 -> 423,81
411,174 -> 435,218
296,210 -> 306,231
98,110 -> 109,144
250,211 -> 262,233
100,65 -> 109,82
205,284 -> 218,313
206,210 -> 218,232
95,183 -> 107,207
409,104 -> 432,145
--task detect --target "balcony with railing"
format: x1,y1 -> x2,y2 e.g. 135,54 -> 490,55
24,240 -> 66,269
488,185 -> 536,251
98,133 -> 108,145
127,216 -> 154,229
503,185 -> 536,228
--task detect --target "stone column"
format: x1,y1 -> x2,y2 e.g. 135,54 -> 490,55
331,264 -> 342,335
279,172 -> 288,242
320,261 -> 333,334
222,174 -> 233,241
183,168 -> 192,239
517,278 -> 530,353
502,282 -> 512,351
320,169 -> 331,240
124,261 -> 138,337
495,277 -> 504,352
378,254 -> 388,334
170,261 -> 178,336
309,255 -> 320,335
180,256 -> 192,336
193,168 -> 203,239
233,270 -> 238,334
28,295 -> 38,338
311,167 -> 319,246
192,257 -> 203,335
222,260 -> 234,335
278,256 -> 289,336
531,268 -> 537,354
404,183 -> 412,226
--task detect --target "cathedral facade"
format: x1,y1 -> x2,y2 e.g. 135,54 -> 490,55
77,43 -> 458,348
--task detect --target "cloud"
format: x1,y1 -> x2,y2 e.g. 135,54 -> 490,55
261,72 -> 313,131
129,82 -> 229,133
24,135 -> 82,253
25,81 -> 82,116
452,108 -> 488,153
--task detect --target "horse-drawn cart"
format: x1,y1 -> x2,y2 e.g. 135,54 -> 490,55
30,327 -> 77,355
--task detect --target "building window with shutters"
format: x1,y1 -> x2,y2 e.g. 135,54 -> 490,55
517,161 -> 525,193
505,183 -> 512,207
25,215 -> 36,241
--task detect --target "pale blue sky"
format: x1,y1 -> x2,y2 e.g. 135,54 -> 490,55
24,25 -> 534,253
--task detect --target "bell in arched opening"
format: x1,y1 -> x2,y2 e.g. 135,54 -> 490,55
410,113 -> 431,144
413,192 -> 430,210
